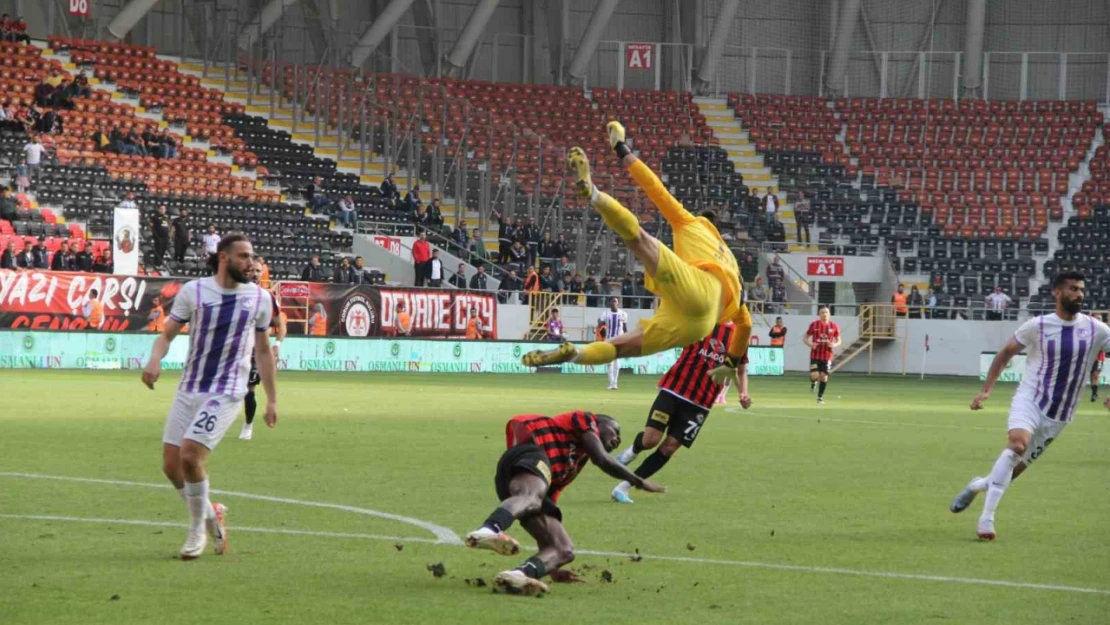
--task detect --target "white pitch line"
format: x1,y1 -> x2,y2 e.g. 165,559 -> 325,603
0,472 -> 461,545
1,512 -> 1108,596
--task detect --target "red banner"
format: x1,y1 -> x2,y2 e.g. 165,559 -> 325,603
626,43 -> 653,70
806,256 -> 845,277
0,269 -> 183,331
68,0 -> 90,17
373,235 -> 402,256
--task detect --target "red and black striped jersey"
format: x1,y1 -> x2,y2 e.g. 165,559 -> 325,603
505,411 -> 599,498
658,323 -> 743,410
806,319 -> 840,362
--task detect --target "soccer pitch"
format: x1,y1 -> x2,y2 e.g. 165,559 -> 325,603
2,370 -> 1108,624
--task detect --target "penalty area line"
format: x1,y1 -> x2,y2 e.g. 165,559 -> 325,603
1,513 -> 1107,596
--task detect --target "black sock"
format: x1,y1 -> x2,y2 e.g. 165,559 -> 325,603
818,381 -> 827,398
810,380 -> 816,390
245,391 -> 257,425
1093,385 -> 1099,397
633,449 -> 672,480
632,432 -> 646,454
482,506 -> 515,534
516,555 -> 547,579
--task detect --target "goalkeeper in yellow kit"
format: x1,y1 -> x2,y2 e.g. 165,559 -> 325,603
522,122 -> 752,383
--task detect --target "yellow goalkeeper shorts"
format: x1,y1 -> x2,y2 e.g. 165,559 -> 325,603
639,243 -> 722,355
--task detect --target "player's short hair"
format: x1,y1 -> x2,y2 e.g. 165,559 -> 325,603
594,413 -> 618,432
818,305 -> 830,312
1052,271 -> 1085,289
699,209 -> 717,225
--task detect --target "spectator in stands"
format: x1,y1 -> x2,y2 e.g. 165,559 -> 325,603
127,129 -> 148,156
142,127 -> 165,158
451,219 -> 469,251
449,263 -> 467,289
554,232 -> 570,261
466,307 -> 485,340
546,309 -> 565,342
257,255 -> 271,288
412,231 -> 431,287
523,266 -> 540,293
584,274 -> 601,307
523,216 -> 540,268
0,187 -> 17,221
0,241 -> 16,270
51,242 -> 76,271
499,268 -> 522,304
349,256 -> 372,284
985,286 -> 1012,321
380,172 -> 399,205
0,104 -> 14,132
306,176 -> 331,214
35,108 -> 62,135
53,80 -> 78,109
301,255 -> 324,282
770,282 -> 786,313
508,240 -> 527,269
908,285 -> 924,319
84,289 -> 104,329
539,265 -> 556,292
469,264 -> 488,291
537,231 -> 556,268
748,277 -> 767,314
621,273 -> 636,309
73,72 -> 92,99
202,225 -> 220,258
766,256 -> 785,290
393,300 -> 412,336
510,216 -> 526,252
150,205 -> 171,267
117,192 -> 138,211
891,284 -> 909,318
92,249 -> 112,273
568,273 -> 584,294
555,255 -> 573,277
91,127 -> 112,152
425,197 -> 444,229
794,193 -> 811,243
429,249 -> 444,287
763,191 -> 778,225
172,209 -> 192,263
469,228 -> 489,264
7,17 -> 28,44
22,135 -> 45,182
33,81 -> 54,108
74,244 -> 93,272
15,241 -> 34,269
403,185 -> 422,218
925,288 -> 938,319
333,257 -> 352,284
159,129 -> 179,159
492,209 -> 512,264
337,195 -> 357,229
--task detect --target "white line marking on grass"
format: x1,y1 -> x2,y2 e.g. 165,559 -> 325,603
2,512 -> 1108,596
0,472 -> 461,545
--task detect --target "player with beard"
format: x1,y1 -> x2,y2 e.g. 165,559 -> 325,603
951,272 -> 1110,540
142,233 -> 278,559
239,257 -> 287,440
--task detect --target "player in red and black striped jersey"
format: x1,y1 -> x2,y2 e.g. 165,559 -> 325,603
239,257 -> 287,440
1092,313 -> 1108,402
465,410 -> 664,595
803,306 -> 841,404
610,322 -> 751,504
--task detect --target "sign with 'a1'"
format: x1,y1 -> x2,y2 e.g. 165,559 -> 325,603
626,43 -> 653,70
806,256 -> 845,277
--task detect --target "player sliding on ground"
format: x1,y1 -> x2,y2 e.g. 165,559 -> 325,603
465,411 -> 665,595
611,322 -> 751,504
950,272 -> 1110,540
142,234 -> 279,559
521,122 -> 752,385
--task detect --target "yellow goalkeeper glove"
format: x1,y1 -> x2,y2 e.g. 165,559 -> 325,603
708,355 -> 740,385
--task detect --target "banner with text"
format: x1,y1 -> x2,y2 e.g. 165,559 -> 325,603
979,352 -> 1109,385
0,269 -> 182,331
113,207 -> 140,275
0,331 -> 785,375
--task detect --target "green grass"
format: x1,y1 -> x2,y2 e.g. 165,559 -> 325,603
2,370 -> 1109,624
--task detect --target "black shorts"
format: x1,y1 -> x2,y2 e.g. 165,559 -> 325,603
248,355 -> 261,388
810,358 -> 830,374
645,391 -> 708,449
494,444 -> 562,522
1094,359 -> 1104,374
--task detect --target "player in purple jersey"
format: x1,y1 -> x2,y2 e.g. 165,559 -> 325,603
952,272 -> 1110,540
142,233 -> 279,559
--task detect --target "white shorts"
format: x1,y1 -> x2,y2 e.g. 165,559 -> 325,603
162,391 -> 244,450
1007,396 -> 1068,465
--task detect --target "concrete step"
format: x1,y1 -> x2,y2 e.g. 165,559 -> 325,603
737,170 -> 773,182
715,130 -> 749,141
693,97 -> 728,106
700,109 -> 736,121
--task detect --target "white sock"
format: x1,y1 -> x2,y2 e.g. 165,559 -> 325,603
980,449 -> 1021,522
969,477 -> 989,493
183,479 -> 211,531
178,485 -> 214,519
616,446 -> 638,465
615,481 -> 631,494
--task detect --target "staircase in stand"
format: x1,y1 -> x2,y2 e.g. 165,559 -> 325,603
831,304 -> 899,373
525,292 -> 571,341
